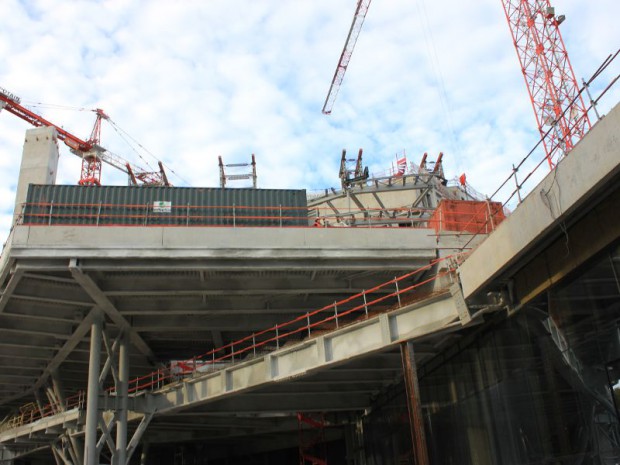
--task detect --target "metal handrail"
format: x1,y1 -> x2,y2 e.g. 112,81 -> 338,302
18,201 -> 506,232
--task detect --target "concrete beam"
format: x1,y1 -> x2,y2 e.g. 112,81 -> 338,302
0,409 -> 81,443
511,186 -> 620,305
10,226 -> 437,265
150,291 -> 467,415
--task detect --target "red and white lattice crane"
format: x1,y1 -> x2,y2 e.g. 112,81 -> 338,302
501,0 -> 590,168
0,88 -> 169,186
324,0 -> 591,169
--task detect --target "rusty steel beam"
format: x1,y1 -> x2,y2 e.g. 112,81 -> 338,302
400,341 -> 429,465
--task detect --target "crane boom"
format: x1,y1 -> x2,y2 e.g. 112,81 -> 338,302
0,87 -> 168,185
0,88 -> 92,152
501,0 -> 591,168
322,0 -> 372,115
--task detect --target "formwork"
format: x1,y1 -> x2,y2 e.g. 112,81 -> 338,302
22,185 -> 308,227
428,199 -> 506,233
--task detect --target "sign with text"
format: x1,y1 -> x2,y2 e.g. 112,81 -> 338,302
153,201 -> 172,213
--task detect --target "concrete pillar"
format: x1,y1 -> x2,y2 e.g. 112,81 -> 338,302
400,341 -> 429,465
14,127 -> 59,224
84,315 -> 103,465
115,331 -> 129,465
50,369 -> 67,410
344,419 -> 367,465
139,442 -> 149,465
33,389 -> 46,414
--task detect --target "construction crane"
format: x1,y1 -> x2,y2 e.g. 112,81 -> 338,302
323,0 -> 590,169
322,0 -> 372,115
0,87 -> 170,186
501,1 -> 590,168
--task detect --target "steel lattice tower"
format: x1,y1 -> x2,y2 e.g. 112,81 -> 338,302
501,0 -> 591,168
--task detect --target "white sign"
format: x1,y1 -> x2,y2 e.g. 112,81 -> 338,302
153,201 -> 172,213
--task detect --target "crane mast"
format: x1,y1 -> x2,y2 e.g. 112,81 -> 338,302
0,88 -> 169,186
501,0 -> 590,168
322,0 -> 372,115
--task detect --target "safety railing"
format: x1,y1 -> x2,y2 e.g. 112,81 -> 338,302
1,253 -> 467,431
17,202 -> 435,229
490,50 -> 619,213
16,201 -> 508,234
0,391 -> 85,433
116,253 -> 466,395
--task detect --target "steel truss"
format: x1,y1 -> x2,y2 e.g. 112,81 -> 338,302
83,315 -> 153,465
501,0 -> 591,168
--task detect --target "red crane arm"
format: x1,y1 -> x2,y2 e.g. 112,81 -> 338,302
0,91 -> 91,152
0,87 -> 169,185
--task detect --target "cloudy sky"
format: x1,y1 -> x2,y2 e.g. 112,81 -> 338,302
0,0 -> 618,241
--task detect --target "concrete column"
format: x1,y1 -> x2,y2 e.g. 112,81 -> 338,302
400,341 -> 429,465
140,442 -> 149,465
115,331 -> 129,465
33,389 -> 46,414
14,127 -> 59,224
344,418 -> 367,465
51,370 -> 67,410
84,315 -> 103,465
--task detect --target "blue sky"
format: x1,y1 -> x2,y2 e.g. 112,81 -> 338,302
0,0 -> 618,241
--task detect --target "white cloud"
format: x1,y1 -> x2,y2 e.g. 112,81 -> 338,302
0,0 -> 618,242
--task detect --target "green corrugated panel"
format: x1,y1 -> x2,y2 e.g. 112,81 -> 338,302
24,185 -> 308,227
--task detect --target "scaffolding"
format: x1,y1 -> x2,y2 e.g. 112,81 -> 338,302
219,154 -> 257,188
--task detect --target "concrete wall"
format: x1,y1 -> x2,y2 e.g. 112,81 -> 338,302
14,127 -> 59,223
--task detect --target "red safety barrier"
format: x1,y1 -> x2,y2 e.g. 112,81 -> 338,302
428,200 -> 506,234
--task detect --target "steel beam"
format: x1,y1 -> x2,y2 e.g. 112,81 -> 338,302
32,307 -> 101,392
0,268 -> 24,314
69,260 -> 156,362
401,341 -> 429,465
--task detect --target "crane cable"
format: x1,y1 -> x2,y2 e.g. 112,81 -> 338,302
20,101 -> 92,112
21,100 -> 191,185
414,0 -> 462,158
106,118 -> 191,185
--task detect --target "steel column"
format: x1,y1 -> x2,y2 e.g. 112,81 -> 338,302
84,314 -> 103,465
400,341 -> 429,465
115,331 -> 129,465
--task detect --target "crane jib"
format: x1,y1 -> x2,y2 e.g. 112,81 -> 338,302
0,86 -> 21,104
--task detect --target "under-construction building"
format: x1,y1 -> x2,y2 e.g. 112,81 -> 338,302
0,97 -> 618,463
0,0 -> 619,461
